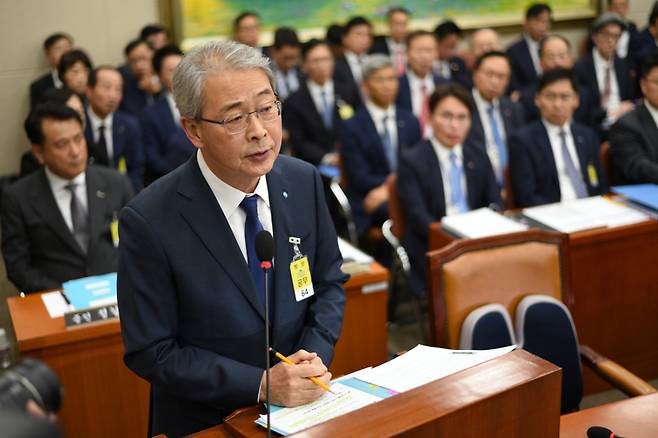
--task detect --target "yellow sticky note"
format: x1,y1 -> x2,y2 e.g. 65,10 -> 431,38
117,157 -> 127,174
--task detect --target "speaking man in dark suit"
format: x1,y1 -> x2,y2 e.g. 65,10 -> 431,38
117,41 -> 347,438
398,84 -> 502,295
29,33 -> 73,108
467,51 -> 524,194
610,55 -> 658,184
509,69 -> 607,207
1,103 -> 133,294
284,39 -> 351,166
506,3 -> 552,92
141,44 -> 194,185
340,55 -> 421,238
84,66 -> 145,192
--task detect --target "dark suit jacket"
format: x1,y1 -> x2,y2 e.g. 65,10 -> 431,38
395,73 -> 449,114
519,82 -> 605,126
118,64 -> 158,117
283,81 -> 350,165
340,105 -> 421,235
574,52 -> 633,107
609,104 -> 658,185
140,96 -> 195,185
29,72 -> 56,108
1,166 -> 133,293
509,120 -> 608,207
506,38 -> 539,91
467,94 -> 525,160
333,56 -> 363,109
117,154 -> 347,437
84,108 -> 145,192
398,139 -> 502,295
369,35 -> 391,55
440,56 -> 473,89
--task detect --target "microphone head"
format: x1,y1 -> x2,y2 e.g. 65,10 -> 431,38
587,426 -> 623,438
255,230 -> 275,262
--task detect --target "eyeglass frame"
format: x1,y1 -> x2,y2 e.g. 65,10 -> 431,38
197,99 -> 282,134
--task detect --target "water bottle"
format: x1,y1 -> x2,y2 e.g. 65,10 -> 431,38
0,328 -> 11,369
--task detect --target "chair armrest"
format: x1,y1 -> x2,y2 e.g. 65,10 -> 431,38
580,345 -> 657,397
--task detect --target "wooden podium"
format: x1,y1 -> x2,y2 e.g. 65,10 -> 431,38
6,262 -> 388,438
189,349 -> 562,438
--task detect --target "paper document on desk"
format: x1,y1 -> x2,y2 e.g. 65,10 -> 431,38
523,196 -> 650,233
441,208 -> 528,238
358,344 -> 516,393
255,377 -> 395,435
41,291 -> 74,318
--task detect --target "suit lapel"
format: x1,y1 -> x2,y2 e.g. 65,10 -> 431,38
86,168 -> 109,252
112,115 -> 125,163
177,158 -> 266,321
300,83 -> 327,133
570,124 -> 594,191
638,105 -> 658,159
537,124 -> 560,186
462,144 -> 479,209
586,55 -> 600,103
424,141 -> 446,218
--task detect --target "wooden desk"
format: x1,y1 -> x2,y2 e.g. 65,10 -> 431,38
190,350 -> 561,437
560,392 -> 658,437
429,219 -> 658,394
6,263 -> 387,437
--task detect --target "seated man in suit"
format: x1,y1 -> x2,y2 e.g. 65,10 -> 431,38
334,16 -> 373,109
117,40 -> 346,437
509,68 -> 607,207
141,45 -> 194,185
369,6 -> 410,76
467,51 -> 524,197
634,7 -> 658,77
575,12 -> 635,136
119,39 -> 161,117
434,20 -> 472,89
506,3 -> 552,93
232,11 -> 261,49
397,30 -> 448,138
341,54 -> 421,238
2,103 -> 133,293
607,0 -> 639,62
520,35 -> 601,125
610,54 -> 658,184
30,33 -> 73,108
398,84 -> 502,295
269,27 -> 302,101
284,39 -> 352,166
85,66 -> 145,192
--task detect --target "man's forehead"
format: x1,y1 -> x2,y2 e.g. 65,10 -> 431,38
43,118 -> 82,138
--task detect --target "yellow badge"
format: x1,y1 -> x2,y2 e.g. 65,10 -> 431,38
337,100 -> 354,120
587,164 -> 598,187
110,213 -> 119,248
290,256 -> 315,302
117,156 -> 127,174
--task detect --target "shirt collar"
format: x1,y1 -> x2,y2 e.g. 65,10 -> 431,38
307,79 -> 333,95
472,88 -> 500,109
51,69 -> 63,89
593,47 -> 613,66
645,101 -> 658,127
524,33 -> 539,46
542,118 -> 571,135
87,107 -> 113,131
408,69 -> 433,86
365,100 -> 395,122
430,136 -> 463,164
44,166 -> 86,193
196,150 -> 270,221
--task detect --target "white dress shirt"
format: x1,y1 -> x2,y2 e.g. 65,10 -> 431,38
593,48 -> 622,121
196,150 -> 273,263
524,34 -> 542,75
307,80 -> 335,118
617,29 -> 630,59
273,66 -> 300,100
165,91 -> 181,126
344,51 -> 364,83
51,69 -> 63,89
407,71 -> 435,118
366,101 -> 398,156
387,38 -> 406,73
542,119 -> 582,202
645,101 -> 658,130
472,89 -> 506,177
45,167 -> 87,233
87,108 -> 115,160
430,137 -> 467,216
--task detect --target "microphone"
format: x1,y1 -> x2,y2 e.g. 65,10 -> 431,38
587,426 -> 625,438
255,230 -> 274,438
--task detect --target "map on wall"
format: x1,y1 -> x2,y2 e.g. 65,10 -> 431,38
179,0 -> 596,47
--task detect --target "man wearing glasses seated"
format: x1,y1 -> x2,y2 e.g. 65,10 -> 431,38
116,40 -> 347,438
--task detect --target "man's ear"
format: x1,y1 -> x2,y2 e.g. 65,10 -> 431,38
180,117 -> 204,150
31,144 -> 45,165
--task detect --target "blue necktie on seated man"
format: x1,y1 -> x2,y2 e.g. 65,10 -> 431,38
558,129 -> 588,199
240,195 -> 274,318
486,104 -> 508,187
449,150 -> 469,213
320,90 -> 333,130
381,115 -> 396,171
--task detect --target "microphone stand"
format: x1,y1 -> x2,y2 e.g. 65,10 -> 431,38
261,261 -> 273,438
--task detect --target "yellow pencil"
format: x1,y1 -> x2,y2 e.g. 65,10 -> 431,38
270,348 -> 333,393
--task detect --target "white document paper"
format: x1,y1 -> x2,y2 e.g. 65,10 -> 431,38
257,381 -> 383,435
523,196 -> 650,233
441,208 -> 528,238
357,345 -> 516,393
41,291 -> 74,318
338,237 -> 374,264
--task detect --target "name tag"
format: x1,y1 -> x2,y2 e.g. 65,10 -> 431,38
290,256 -> 315,302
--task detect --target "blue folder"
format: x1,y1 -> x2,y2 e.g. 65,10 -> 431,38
62,272 -> 118,310
612,184 -> 658,211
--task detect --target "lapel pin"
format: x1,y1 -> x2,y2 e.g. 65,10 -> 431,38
467,161 -> 475,169
96,190 -> 106,198
283,191 -> 288,199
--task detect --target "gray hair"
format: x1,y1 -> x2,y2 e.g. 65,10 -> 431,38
361,54 -> 394,81
173,40 -> 274,120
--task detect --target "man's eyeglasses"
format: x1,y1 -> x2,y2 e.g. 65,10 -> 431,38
198,100 -> 282,134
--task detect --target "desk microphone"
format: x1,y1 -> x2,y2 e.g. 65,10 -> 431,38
256,230 -> 274,438
587,426 -> 625,438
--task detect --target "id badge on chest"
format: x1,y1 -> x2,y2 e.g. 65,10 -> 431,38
288,237 -> 315,302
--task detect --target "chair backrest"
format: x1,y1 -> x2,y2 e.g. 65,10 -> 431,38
385,173 -> 405,239
599,141 -> 613,185
426,230 -> 571,348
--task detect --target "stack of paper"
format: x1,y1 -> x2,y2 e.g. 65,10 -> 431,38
441,208 -> 528,239
522,196 -> 650,233
338,238 -> 374,276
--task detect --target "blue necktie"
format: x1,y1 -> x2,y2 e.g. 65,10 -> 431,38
381,115 -> 396,171
239,196 -> 274,315
449,150 -> 468,213
320,90 -> 333,130
558,129 -> 588,199
486,104 -> 507,186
